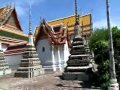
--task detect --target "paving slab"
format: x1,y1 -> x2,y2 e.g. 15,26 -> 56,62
0,72 -> 100,90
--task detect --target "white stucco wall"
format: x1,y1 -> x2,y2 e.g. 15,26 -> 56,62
5,54 -> 23,71
58,44 -> 70,71
36,39 -> 53,69
60,46 -> 65,64
64,41 -> 70,66
36,39 -> 70,72
54,46 -> 59,67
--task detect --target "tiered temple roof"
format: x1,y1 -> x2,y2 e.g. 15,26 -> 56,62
34,14 -> 92,47
48,14 -> 92,38
0,6 -> 28,46
34,20 -> 68,46
5,43 -> 27,56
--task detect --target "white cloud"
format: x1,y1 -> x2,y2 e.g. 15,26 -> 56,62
14,0 -> 46,16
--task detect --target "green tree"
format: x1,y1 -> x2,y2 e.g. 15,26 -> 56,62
89,28 -> 110,89
89,27 -> 120,89
112,27 -> 120,83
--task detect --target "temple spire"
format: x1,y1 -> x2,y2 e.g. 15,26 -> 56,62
75,0 -> 79,25
14,0 -> 44,78
62,0 -> 93,81
74,0 -> 81,38
28,0 -> 34,45
29,0 -> 32,35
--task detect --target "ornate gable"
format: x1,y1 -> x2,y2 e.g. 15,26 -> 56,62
0,6 -> 28,46
0,6 -> 22,31
34,20 -> 49,46
6,9 -> 22,31
34,20 -> 68,46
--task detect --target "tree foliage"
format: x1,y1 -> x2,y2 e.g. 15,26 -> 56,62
89,27 -> 120,89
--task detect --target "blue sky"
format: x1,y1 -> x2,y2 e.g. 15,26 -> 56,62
0,0 -> 120,34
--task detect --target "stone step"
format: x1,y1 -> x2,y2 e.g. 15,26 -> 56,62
66,66 -> 91,70
0,66 -> 9,69
20,63 -> 41,67
72,45 -> 84,48
18,65 -> 42,69
63,72 -> 89,81
72,42 -> 84,45
21,58 -> 40,61
67,58 -> 90,67
15,68 -> 44,78
70,50 -> 86,55
70,54 -> 89,57
73,37 -> 84,41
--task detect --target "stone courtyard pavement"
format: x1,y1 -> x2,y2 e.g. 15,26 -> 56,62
0,72 -> 100,90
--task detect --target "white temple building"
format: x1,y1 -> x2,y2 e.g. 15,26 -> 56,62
34,20 -> 70,72
0,6 -> 28,72
34,13 -> 92,72
0,6 -> 92,73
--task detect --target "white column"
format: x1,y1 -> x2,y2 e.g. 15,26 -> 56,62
64,41 -> 69,67
58,46 -> 62,72
51,45 -> 56,71
63,44 -> 67,67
